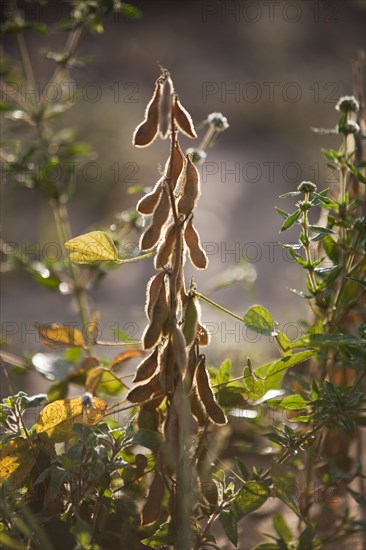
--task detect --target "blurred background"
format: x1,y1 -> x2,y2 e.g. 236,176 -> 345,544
1,0 -> 365,385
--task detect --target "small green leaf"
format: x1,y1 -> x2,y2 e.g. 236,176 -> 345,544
279,395 -> 309,410
274,331 -> 292,356
280,210 -> 301,232
309,225 -> 335,235
64,231 -> 119,263
346,277 -> 366,290
313,193 -> 338,210
279,191 -> 301,198
243,305 -> 273,335
345,161 -> 366,184
273,512 -> 292,543
141,522 -> 173,547
322,235 -> 339,263
216,359 -> 231,385
275,207 -> 290,220
130,429 -> 162,451
232,481 -> 269,519
219,510 -> 238,547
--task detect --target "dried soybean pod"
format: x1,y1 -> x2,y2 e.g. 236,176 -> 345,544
190,386 -> 207,427
133,81 -> 161,147
137,407 -> 160,432
137,179 -> 163,215
184,218 -> 208,269
182,293 -> 199,347
133,347 -> 159,383
159,338 -> 176,395
126,373 -> 161,403
140,187 -> 170,251
184,343 -> 197,391
177,155 -> 200,215
145,271 -> 166,320
143,392 -> 164,410
143,278 -> 170,349
141,471 -> 165,525
155,223 -> 176,269
169,143 -> 185,191
198,323 -> 210,346
159,75 -> 173,139
196,356 -> 227,425
173,95 -> 197,139
172,324 -> 188,374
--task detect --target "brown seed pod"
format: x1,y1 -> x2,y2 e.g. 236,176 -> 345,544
195,356 -> 227,425
182,293 -> 199,347
172,324 -> 187,374
126,373 -> 161,403
184,343 -> 197,391
173,95 -> 197,139
167,143 -> 185,191
190,385 -> 207,427
184,218 -> 208,269
137,178 -> 163,215
143,392 -> 164,410
159,338 -> 176,395
133,81 -> 161,147
159,75 -> 173,139
143,278 -> 170,349
133,347 -> 159,383
140,187 -> 170,251
177,155 -> 200,215
137,407 -> 160,432
154,223 -> 176,269
198,323 -> 210,346
141,471 -> 165,525
145,271 -> 166,320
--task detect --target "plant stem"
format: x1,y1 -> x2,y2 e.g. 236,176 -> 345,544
193,291 -> 244,324
16,31 -> 36,92
302,193 -> 318,293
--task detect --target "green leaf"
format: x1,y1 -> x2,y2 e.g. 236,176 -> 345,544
232,481 -> 269,519
280,210 -> 301,232
279,191 -> 301,198
345,161 -> 366,184
275,207 -> 290,220
296,525 -> 316,550
219,510 -> 238,547
313,193 -> 338,210
216,359 -> 231,385
64,231 -> 119,263
274,331 -> 292,356
141,522 -> 173,547
243,351 -> 316,400
273,512 -> 292,543
322,235 -> 339,263
309,225 -> 335,235
287,288 -> 313,299
279,395 -> 309,410
243,305 -> 273,335
130,429 -> 162,451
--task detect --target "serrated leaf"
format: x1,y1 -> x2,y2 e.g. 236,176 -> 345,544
38,324 -> 85,348
243,305 -> 273,335
0,438 -> 37,487
35,396 -> 107,443
280,209 -> 301,232
64,231 -> 119,263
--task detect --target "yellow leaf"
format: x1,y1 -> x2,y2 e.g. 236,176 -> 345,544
64,231 -> 119,263
35,396 -> 107,443
38,323 -> 85,348
111,349 -> 144,368
0,438 -> 37,487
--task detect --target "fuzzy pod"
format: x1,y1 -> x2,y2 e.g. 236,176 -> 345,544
126,373 -> 161,403
141,471 -> 165,525
159,338 -> 176,395
154,223 -> 176,269
143,392 -> 164,411
172,324 -> 188,374
145,271 -> 166,320
143,278 -> 170,349
184,218 -> 208,269
133,347 -> 159,383
140,187 -> 171,251
195,356 -> 227,425
184,344 -> 198,392
137,407 -> 160,432
182,293 -> 199,347
189,385 -> 207,427
133,81 -> 161,147
137,179 -> 163,215
168,143 -> 185,191
173,96 -> 197,139
159,76 -> 173,139
177,155 -> 200,215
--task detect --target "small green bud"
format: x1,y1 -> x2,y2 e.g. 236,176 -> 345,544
297,181 -> 317,194
297,200 -> 312,212
335,95 -> 360,114
186,147 -> 207,164
206,112 -> 229,131
338,120 -> 360,135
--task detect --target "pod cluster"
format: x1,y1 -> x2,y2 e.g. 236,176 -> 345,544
127,69 -> 226,493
